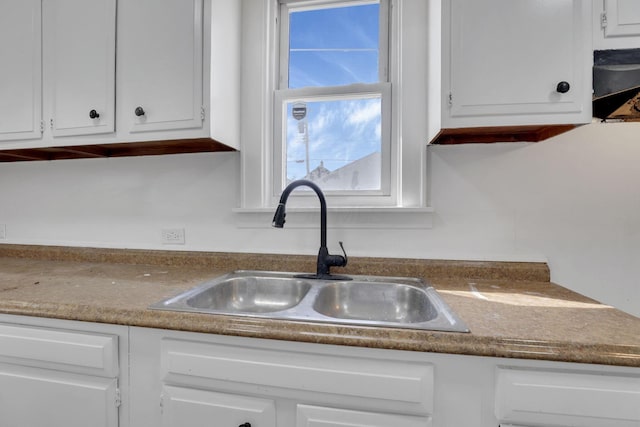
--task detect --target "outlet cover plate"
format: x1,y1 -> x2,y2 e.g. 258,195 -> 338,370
161,228 -> 185,245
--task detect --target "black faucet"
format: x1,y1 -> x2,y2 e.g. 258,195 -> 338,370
272,179 -> 351,280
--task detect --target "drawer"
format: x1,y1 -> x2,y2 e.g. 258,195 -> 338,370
161,386 -> 276,427
161,338 -> 434,414
496,367 -> 640,427
296,404 -> 430,427
0,323 -> 118,377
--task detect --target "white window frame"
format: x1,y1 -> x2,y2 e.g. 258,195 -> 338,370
273,0 -> 393,207
273,83 -> 393,200
237,0 -> 433,224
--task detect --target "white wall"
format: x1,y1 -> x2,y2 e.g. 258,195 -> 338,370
428,122 -> 640,317
0,121 -> 638,317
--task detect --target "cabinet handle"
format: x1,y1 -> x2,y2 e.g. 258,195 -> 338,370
134,106 -> 145,117
89,109 -> 100,119
556,81 -> 570,93
239,423 -> 251,427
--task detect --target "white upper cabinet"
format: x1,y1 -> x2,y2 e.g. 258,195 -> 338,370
594,0 -> 640,49
0,0 -> 42,142
43,0 -> 116,137
118,0 -> 204,135
0,0 -> 241,155
442,0 -> 592,129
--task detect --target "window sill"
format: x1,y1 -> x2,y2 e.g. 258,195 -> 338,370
233,206 -> 434,229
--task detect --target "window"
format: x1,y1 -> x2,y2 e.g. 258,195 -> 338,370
274,0 -> 393,201
238,0 -> 432,216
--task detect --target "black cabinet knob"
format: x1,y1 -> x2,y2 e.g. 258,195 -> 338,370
239,424 -> 251,427
89,109 -> 100,119
134,106 -> 145,117
556,81 -> 570,93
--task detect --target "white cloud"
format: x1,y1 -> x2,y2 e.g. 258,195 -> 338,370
346,100 -> 380,126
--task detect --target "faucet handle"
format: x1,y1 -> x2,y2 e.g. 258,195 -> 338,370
338,241 -> 348,266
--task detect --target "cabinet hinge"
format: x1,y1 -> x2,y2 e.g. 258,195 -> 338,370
448,92 -> 453,106
49,118 -> 54,130
159,393 -> 165,414
39,120 -> 44,133
200,106 -> 206,121
115,388 -> 121,408
601,12 -> 608,29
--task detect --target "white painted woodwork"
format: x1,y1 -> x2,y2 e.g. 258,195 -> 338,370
43,0 -> 116,137
0,0 -> 42,142
0,323 -> 119,377
593,0 -> 640,50
496,367 -> 640,427
0,364 -> 118,427
0,0 -> 241,151
131,327 -> 640,427
119,0 -> 204,134
0,315 -> 130,427
603,0 -> 640,38
209,0 -> 242,148
2,315 -> 637,427
161,338 -> 434,412
161,385 -> 276,427
442,0 -> 592,128
295,404 -> 429,427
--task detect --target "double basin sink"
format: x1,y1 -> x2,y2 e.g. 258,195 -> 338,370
150,270 -> 469,332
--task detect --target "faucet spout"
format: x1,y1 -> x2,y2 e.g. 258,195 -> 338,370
272,179 -> 350,280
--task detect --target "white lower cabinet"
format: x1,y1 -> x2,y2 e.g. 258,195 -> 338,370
0,365 -> 118,427
161,386 -> 276,427
1,316 -> 638,427
495,367 -> 640,427
130,327 -> 640,427
0,316 -> 128,427
130,327 -> 435,427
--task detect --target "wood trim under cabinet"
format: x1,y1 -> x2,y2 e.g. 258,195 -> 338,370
0,138 -> 236,163
430,124 -> 578,145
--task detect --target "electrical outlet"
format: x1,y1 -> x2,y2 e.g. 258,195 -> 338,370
161,228 -> 185,245
0,224 -> 5,240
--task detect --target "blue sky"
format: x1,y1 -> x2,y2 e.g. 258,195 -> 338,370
288,3 -> 380,88
284,3 -> 382,186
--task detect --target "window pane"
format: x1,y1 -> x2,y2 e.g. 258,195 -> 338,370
288,3 -> 380,88
284,96 -> 381,191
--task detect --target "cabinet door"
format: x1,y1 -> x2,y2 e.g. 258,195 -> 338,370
0,365 -> 118,427
444,0 -> 591,128
496,368 -> 640,427
119,0 -> 204,134
296,405 -> 429,427
603,0 -> 640,37
0,0 -> 42,142
43,0 -> 116,137
161,386 -> 276,427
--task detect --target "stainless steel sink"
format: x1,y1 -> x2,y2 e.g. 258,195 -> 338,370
313,281 -> 438,323
150,270 -> 469,333
186,276 -> 311,313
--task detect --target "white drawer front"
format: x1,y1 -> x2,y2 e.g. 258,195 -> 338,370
496,367 -> 640,427
296,404 -> 430,427
161,385 -> 276,427
161,338 -> 433,413
0,323 -> 118,377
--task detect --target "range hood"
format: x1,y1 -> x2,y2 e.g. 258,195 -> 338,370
593,48 -> 640,121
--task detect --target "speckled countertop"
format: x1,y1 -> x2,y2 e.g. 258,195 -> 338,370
0,244 -> 638,367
